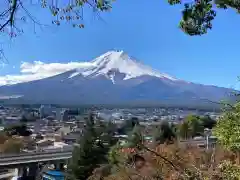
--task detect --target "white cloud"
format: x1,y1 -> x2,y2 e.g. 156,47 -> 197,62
0,61 -> 93,86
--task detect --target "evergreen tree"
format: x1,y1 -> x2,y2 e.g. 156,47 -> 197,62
177,115 -> 204,139
200,115 -> 216,129
67,114 -> 109,180
126,125 -> 143,150
108,142 -> 122,165
118,117 -> 140,135
4,124 -> 32,137
100,121 -> 118,146
178,121 -> 191,139
153,121 -> 176,145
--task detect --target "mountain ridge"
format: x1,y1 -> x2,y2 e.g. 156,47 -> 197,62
0,50 -> 236,106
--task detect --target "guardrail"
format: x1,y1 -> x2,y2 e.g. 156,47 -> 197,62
0,147 -> 73,158
0,151 -> 73,166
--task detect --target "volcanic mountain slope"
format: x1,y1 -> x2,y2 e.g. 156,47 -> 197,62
0,50 -> 235,105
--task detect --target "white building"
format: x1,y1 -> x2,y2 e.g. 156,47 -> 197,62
39,105 -> 54,118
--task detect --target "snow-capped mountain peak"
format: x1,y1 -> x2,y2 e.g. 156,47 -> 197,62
76,50 -> 178,81
0,50 -> 233,106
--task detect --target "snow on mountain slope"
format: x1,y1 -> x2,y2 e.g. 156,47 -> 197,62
0,50 -> 235,106
69,50 -> 179,82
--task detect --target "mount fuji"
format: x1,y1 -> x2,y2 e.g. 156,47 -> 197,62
0,51 -> 235,106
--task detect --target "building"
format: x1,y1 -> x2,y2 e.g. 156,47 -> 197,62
2,116 -> 21,126
39,105 -> 54,119
54,109 -> 62,121
61,110 -> 69,122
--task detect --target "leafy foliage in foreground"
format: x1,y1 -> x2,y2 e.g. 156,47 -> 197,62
90,143 -> 240,180
213,102 -> 240,151
1,0 -> 239,39
168,0 -> 240,36
0,0 -> 114,39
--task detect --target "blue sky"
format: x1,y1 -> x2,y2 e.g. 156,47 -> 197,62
0,0 -> 240,88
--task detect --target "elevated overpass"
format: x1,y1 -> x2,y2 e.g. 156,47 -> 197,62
0,149 -> 73,167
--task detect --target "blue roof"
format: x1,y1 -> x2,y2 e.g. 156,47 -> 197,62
46,171 -> 64,176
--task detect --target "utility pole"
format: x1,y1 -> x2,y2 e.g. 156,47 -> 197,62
204,128 -> 211,150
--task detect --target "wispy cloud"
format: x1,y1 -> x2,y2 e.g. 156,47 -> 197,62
0,61 -> 93,85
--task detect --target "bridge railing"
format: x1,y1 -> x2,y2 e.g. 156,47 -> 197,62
0,147 -> 73,158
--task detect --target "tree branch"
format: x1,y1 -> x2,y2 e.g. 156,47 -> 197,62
19,1 -> 45,27
141,145 -> 180,172
0,0 -> 18,32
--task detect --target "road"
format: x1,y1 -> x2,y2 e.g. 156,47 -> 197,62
0,149 -> 72,166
